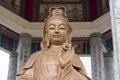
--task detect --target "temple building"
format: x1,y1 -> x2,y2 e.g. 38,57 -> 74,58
0,0 -> 120,80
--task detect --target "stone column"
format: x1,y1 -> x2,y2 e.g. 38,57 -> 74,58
109,0 -> 120,80
90,32 -> 105,80
104,52 -> 114,80
7,40 -> 18,80
7,52 -> 17,80
17,33 -> 32,72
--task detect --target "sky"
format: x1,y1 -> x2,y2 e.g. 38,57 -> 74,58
0,49 -> 91,80
0,49 -> 10,80
80,57 -> 91,78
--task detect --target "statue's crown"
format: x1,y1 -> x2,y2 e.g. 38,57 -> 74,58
49,6 -> 67,17
44,6 -> 68,22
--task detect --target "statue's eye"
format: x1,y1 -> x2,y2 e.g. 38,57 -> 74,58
59,24 -> 66,30
49,25 -> 55,30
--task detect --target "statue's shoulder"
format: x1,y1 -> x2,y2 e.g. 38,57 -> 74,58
23,50 -> 45,69
17,50 -> 45,75
28,50 -> 44,60
29,50 -> 44,59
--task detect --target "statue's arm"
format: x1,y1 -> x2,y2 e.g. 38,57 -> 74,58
61,53 -> 90,80
71,54 -> 91,80
16,51 -> 43,80
62,63 -> 91,80
71,67 -> 91,80
17,68 -> 33,80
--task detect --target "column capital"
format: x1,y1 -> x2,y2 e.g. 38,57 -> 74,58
20,33 -> 32,39
90,32 -> 103,39
104,52 -> 113,57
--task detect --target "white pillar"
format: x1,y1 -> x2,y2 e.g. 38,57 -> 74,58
7,52 -> 17,80
7,40 -> 18,80
90,32 -> 105,80
104,52 -> 114,80
109,0 -> 120,80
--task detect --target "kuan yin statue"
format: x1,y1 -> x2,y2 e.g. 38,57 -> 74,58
17,6 -> 91,80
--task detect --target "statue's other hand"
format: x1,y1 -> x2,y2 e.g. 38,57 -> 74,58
58,43 -> 74,68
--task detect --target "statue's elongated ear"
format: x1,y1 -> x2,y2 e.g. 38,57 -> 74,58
41,25 -> 49,50
65,25 -> 72,46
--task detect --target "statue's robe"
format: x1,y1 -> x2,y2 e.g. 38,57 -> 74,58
17,50 -> 91,80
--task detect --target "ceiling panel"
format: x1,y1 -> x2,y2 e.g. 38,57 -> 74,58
42,0 -> 81,2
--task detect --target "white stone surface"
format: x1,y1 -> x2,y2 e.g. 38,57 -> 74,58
109,0 -> 120,80
104,53 -> 114,80
90,33 -> 105,80
7,53 -> 17,80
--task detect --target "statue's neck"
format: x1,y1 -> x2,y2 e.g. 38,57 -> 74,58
49,45 -> 63,52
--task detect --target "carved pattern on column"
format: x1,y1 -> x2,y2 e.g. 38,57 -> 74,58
17,33 -> 32,72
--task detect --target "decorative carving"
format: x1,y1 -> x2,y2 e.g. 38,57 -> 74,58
37,3 -> 83,22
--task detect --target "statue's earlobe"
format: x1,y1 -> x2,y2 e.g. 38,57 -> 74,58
41,33 -> 49,50
65,31 -> 72,47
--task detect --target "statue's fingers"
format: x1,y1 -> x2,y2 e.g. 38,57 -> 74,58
65,49 -> 69,55
62,43 -> 65,51
72,47 -> 75,54
69,47 -> 74,58
69,44 -> 72,48
69,45 -> 73,55
58,48 -> 63,56
63,43 -> 68,51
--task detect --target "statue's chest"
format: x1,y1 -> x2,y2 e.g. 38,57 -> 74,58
41,53 -> 60,78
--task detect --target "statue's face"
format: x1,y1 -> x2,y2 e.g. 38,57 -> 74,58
47,18 -> 67,45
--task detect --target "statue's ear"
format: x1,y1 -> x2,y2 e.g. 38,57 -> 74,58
65,25 -> 72,46
41,35 -> 49,50
41,26 -> 49,50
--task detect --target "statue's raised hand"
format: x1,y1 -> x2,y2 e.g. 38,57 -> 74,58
58,43 -> 74,68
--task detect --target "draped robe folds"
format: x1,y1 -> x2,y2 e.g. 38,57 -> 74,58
17,50 -> 91,80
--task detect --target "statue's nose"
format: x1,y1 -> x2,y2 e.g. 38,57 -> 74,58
55,31 -> 59,34
55,28 -> 59,33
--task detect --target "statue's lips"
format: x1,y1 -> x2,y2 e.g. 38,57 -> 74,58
53,35 -> 61,38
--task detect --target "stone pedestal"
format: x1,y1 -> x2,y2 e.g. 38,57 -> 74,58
104,52 -> 114,80
7,52 -> 17,80
109,0 -> 120,80
17,33 -> 32,72
90,32 -> 105,80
